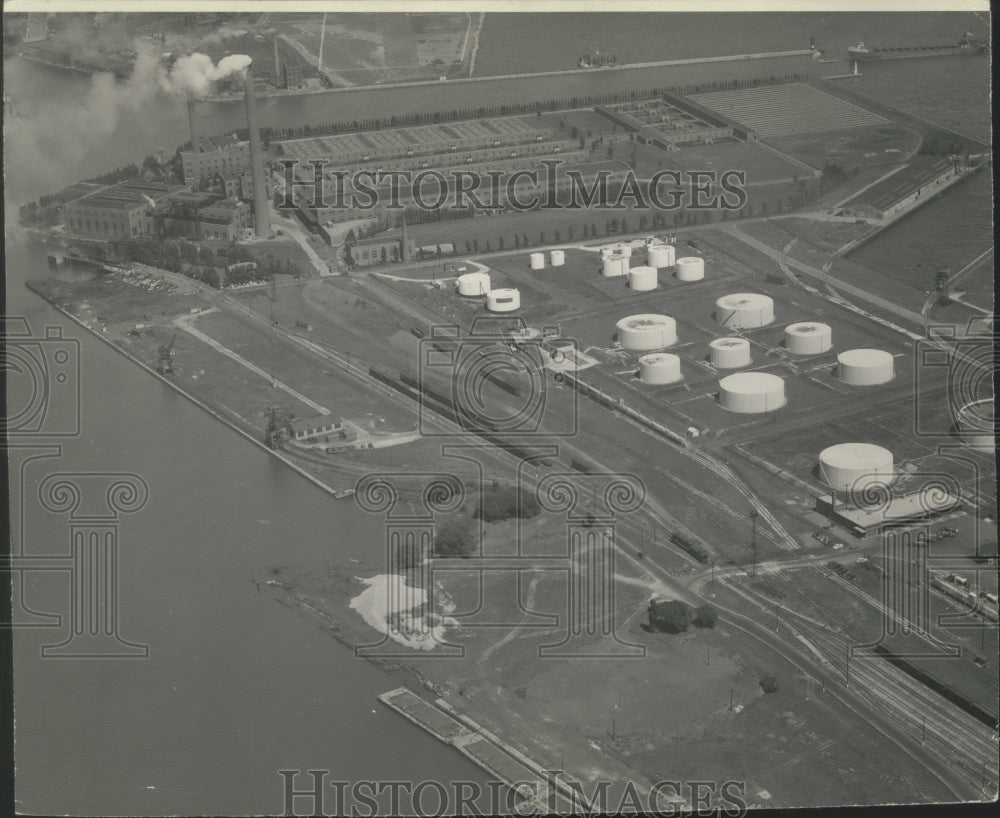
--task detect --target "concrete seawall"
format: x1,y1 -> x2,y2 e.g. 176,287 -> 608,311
197,51 -> 817,131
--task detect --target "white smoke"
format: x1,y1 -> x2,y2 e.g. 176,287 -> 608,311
142,193 -> 157,209
162,52 -> 253,98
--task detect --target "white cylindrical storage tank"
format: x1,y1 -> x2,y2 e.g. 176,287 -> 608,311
456,271 -> 491,297
716,293 -> 774,329
616,314 -> 678,352
837,349 -> 894,385
628,265 -> 658,292
675,256 -> 705,282
487,288 -> 520,313
718,372 -> 785,413
709,337 -> 752,369
784,322 -> 833,354
819,443 -> 895,497
639,352 -> 682,385
647,243 -> 675,269
529,252 -> 545,270
550,249 -> 565,267
602,253 -> 629,278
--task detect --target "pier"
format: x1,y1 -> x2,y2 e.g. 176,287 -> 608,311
378,687 -> 575,812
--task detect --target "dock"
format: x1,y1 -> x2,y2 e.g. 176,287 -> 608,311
378,687 -> 575,812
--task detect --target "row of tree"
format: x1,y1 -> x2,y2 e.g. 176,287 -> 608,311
648,599 -> 718,633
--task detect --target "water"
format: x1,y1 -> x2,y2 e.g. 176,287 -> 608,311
4,11 -> 992,814
471,11 -> 990,77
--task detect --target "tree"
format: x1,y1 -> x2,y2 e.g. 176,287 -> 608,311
693,603 -> 718,629
648,599 -> 692,633
759,675 -> 780,694
434,517 -> 477,558
475,483 -> 540,522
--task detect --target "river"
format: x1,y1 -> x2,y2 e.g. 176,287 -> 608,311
4,10 -> 992,815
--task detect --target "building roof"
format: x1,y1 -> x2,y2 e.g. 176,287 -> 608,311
182,134 -> 247,156
289,414 -> 341,434
65,181 -> 188,211
851,157 -> 954,213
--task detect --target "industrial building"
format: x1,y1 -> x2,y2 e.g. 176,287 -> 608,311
838,157 -> 961,221
149,192 -> 253,242
346,229 -> 416,266
61,181 -> 189,240
179,135 -> 254,188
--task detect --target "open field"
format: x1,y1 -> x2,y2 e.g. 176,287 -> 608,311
765,124 -> 920,173
267,505 -> 958,807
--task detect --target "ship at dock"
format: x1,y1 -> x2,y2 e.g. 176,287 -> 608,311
848,32 -> 988,61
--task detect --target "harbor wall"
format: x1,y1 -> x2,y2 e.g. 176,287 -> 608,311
198,52 -> 818,131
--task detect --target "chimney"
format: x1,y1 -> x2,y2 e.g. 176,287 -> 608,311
243,62 -> 270,237
273,36 -> 280,83
187,97 -> 201,151
400,214 -> 409,263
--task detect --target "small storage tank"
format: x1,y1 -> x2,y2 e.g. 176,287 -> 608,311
716,293 -> 774,328
616,314 -> 677,351
550,249 -> 565,267
618,242 -> 633,259
602,253 -> 629,278
819,443 -> 895,496
487,288 -> 521,312
647,243 -> 676,269
639,352 -> 682,385
529,252 -> 545,270
784,322 -> 833,354
675,257 -> 705,282
456,271 -> 491,297
718,372 -> 785,413
837,349 -> 894,385
709,337 -> 752,369
628,265 -> 658,292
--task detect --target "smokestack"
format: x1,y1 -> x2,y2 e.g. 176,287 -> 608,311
243,62 -> 270,238
187,97 -> 201,152
273,36 -> 280,83
400,214 -> 409,263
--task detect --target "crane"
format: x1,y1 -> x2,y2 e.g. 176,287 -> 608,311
157,333 -> 177,374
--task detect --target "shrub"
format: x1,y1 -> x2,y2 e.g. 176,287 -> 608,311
648,599 -> 692,634
760,675 -> 779,694
693,603 -> 718,629
434,517 -> 477,558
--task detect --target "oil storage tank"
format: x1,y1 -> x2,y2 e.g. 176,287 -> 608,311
550,249 -> 565,267
784,322 -> 833,354
639,352 -> 682,385
628,265 -> 658,292
487,288 -> 521,312
819,443 -> 895,495
647,244 -> 675,269
709,337 -> 752,369
837,349 -> 894,385
716,293 -> 774,329
616,314 -> 677,351
529,252 -> 545,270
675,257 -> 705,282
955,399 -> 995,451
603,253 -> 629,278
718,372 -> 785,413
456,271 -> 491,296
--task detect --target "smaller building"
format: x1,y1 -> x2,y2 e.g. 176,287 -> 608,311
289,414 -> 347,442
347,229 -> 417,267
280,59 -> 303,89
62,181 -> 189,240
